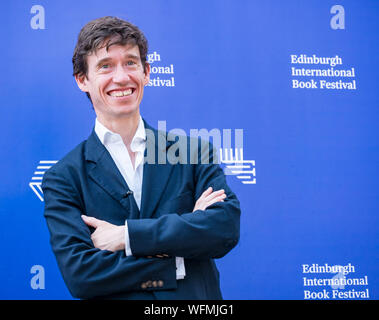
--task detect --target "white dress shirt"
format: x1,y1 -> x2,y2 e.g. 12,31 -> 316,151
94,117 -> 185,280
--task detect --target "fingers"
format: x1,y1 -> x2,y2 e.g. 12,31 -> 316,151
199,187 -> 225,202
81,215 -> 102,228
204,189 -> 225,201
200,186 -> 213,198
206,192 -> 226,207
193,187 -> 227,212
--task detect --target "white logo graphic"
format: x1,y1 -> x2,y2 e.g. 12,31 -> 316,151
30,149 -> 255,201
30,265 -> 45,290
220,148 -> 256,184
30,5 -> 46,30
330,5 -> 345,30
29,160 -> 57,201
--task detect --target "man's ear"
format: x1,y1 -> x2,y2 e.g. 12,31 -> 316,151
143,63 -> 151,85
75,73 -> 89,93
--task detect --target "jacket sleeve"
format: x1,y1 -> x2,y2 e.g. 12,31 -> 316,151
42,169 -> 177,299
127,144 -> 241,260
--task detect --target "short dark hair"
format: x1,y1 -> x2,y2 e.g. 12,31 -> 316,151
72,16 -> 149,100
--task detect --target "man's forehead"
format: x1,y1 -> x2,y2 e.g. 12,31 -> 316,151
91,43 -> 140,60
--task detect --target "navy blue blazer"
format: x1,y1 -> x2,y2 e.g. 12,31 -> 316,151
42,120 -> 241,300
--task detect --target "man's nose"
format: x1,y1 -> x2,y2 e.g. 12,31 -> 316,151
112,65 -> 130,84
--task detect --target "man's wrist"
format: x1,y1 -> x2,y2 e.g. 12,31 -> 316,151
116,225 -> 126,251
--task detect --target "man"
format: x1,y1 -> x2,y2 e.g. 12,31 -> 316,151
42,16 -> 241,300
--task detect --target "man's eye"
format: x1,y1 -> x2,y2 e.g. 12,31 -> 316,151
101,64 -> 109,69
127,61 -> 136,66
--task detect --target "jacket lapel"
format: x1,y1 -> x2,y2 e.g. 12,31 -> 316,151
84,130 -> 140,219
139,121 -> 174,219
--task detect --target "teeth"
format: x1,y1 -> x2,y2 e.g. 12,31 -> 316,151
109,89 -> 133,97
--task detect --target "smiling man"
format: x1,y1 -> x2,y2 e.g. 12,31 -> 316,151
42,16 -> 241,300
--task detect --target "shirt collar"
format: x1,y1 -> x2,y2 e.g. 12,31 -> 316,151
95,116 -> 146,150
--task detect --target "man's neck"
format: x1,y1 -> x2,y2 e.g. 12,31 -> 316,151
97,111 -> 140,148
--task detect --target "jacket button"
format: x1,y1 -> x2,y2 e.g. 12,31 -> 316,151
158,280 -> 164,287
146,280 -> 152,288
141,282 -> 147,289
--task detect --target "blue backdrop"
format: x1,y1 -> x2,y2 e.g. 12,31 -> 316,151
1,0 -> 378,299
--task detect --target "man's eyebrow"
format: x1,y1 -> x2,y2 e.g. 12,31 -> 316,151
95,54 -> 140,68
124,53 -> 140,60
95,57 -> 112,68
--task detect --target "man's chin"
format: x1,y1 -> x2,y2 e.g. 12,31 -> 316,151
110,105 -> 139,117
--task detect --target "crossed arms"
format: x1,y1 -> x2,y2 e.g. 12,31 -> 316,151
42,160 -> 240,299
81,186 -> 226,254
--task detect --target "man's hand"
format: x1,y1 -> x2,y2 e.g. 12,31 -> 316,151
193,187 -> 226,212
81,187 -> 225,252
81,215 -> 125,252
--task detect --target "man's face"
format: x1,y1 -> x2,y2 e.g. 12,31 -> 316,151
76,43 -> 150,121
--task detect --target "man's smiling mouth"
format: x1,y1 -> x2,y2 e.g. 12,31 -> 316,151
107,88 -> 135,97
